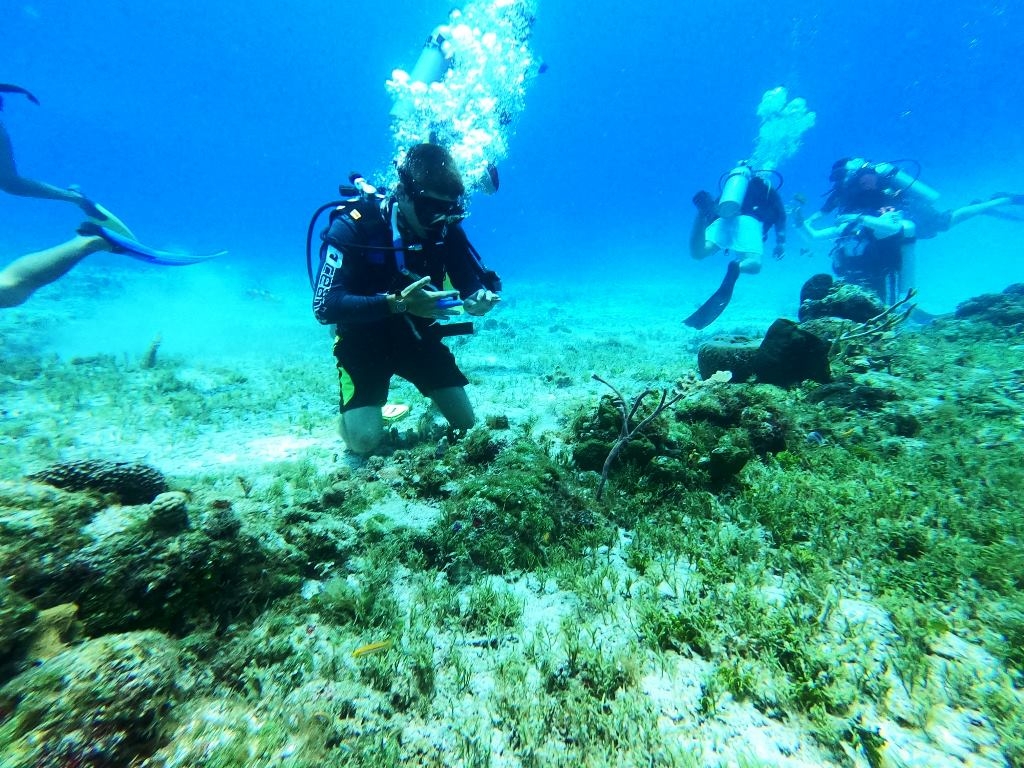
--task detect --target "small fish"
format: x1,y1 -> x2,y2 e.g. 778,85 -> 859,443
352,639 -> 393,658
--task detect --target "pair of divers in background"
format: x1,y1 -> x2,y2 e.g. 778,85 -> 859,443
0,83 -> 223,309
685,155 -> 1024,328
798,158 -> 1023,305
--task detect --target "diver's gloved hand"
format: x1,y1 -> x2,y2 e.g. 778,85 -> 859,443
773,244 -> 786,260
463,289 -> 501,316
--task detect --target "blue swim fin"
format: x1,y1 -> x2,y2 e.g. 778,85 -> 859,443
78,221 -> 225,266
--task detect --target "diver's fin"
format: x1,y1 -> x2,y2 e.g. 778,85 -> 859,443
0,83 -> 40,105
87,203 -> 137,241
992,192 -> 1024,205
982,208 -> 1024,223
77,221 -> 225,266
684,259 -> 741,330
382,403 -> 411,422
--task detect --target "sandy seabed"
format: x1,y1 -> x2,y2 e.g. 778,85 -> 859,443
1,256 -> 1022,768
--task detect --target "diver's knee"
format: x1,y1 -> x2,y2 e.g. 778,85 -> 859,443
738,256 -> 762,274
692,243 -> 717,261
339,412 -> 384,456
0,277 -> 29,308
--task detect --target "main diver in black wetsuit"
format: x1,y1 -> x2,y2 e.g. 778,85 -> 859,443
312,143 -> 501,456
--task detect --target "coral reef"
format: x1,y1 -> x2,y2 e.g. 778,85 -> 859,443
1,280 -> 1023,766
26,458 -> 168,505
0,631 -> 189,767
0,581 -> 36,668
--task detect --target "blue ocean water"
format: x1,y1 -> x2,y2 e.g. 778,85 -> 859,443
2,0 -> 1022,348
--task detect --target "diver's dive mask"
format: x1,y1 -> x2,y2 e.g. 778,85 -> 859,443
410,191 -> 467,229
398,169 -> 467,232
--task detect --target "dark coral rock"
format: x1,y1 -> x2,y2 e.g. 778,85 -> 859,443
0,631 -> 187,766
754,319 -> 831,387
886,411 -> 922,437
703,445 -> 752,487
697,336 -> 760,381
799,273 -> 835,303
146,492 -> 190,534
799,280 -> 885,323
740,407 -> 789,456
26,459 -> 168,505
954,283 -> 1024,326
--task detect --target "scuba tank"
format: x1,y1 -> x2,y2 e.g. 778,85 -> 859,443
873,161 -> 940,202
718,164 -> 752,218
305,173 -> 382,289
390,24 -> 455,119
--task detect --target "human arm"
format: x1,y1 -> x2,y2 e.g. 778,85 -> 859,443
443,226 -> 502,316
312,216 -> 396,325
850,210 -> 916,239
795,209 -> 849,241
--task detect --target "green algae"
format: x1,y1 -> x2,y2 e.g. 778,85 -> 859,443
1,287 -> 1024,766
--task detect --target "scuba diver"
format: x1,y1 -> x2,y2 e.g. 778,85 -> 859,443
310,143 -> 502,457
685,163 -> 787,329
797,157 -> 1023,304
800,208 -> 917,305
1,83 -> 224,307
811,157 -> 1023,239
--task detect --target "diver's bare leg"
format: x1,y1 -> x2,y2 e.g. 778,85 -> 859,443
0,235 -> 108,308
0,122 -> 89,207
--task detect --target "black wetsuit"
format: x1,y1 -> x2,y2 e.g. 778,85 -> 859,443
312,196 -> 487,411
824,166 -> 949,239
830,223 -> 907,303
739,177 -> 787,239
822,168 -> 915,300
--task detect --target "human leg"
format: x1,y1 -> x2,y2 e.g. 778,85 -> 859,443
734,251 -> 762,274
0,234 -> 108,308
333,333 -> 394,456
339,406 -> 386,456
690,191 -> 719,260
947,195 -> 1024,229
428,386 -> 475,431
0,121 -> 99,214
895,241 -> 917,298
